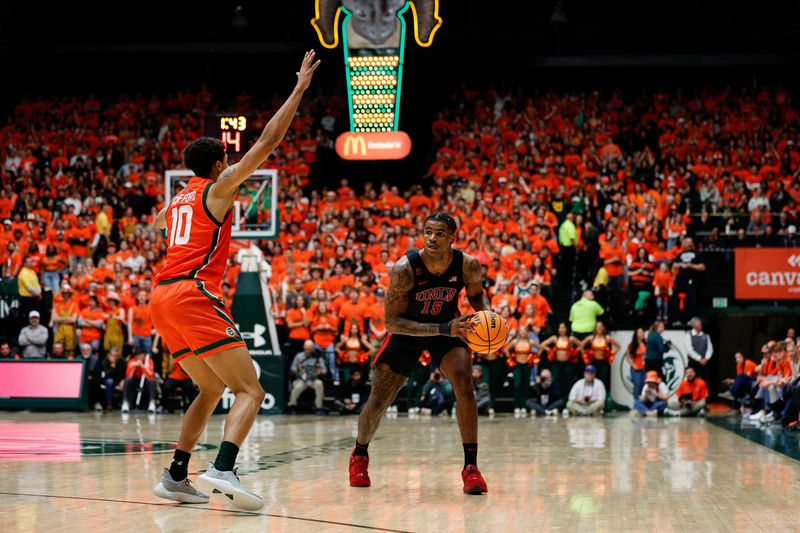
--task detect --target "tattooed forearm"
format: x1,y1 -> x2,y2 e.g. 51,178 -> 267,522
384,257 -> 451,337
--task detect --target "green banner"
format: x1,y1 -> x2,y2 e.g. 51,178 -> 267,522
216,355 -> 286,415
216,271 -> 285,414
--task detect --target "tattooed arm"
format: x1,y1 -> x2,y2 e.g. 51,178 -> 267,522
384,256 -> 473,337
463,253 -> 490,312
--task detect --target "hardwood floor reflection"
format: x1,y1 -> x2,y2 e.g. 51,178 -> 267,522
0,412 -> 797,532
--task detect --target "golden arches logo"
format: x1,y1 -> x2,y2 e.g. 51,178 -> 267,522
342,135 -> 367,156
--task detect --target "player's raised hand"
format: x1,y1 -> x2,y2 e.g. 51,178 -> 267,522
296,50 -> 321,92
450,313 -> 476,340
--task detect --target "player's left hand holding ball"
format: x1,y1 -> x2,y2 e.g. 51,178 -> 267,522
447,313 -> 476,342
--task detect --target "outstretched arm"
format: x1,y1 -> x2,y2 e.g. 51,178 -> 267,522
463,254 -> 490,312
384,257 -> 473,337
210,50 -> 321,203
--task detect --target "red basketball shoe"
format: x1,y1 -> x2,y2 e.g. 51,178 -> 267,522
461,465 -> 488,495
349,450 -> 371,487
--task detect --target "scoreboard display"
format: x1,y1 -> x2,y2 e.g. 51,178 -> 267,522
204,113 -> 256,157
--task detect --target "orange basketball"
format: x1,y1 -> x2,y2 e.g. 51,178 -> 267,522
463,310 -> 509,355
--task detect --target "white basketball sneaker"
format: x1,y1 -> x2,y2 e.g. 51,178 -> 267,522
152,469 -> 209,504
198,463 -> 264,511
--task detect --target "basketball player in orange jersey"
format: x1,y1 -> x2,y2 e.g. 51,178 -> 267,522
349,213 -> 492,494
150,50 -> 320,511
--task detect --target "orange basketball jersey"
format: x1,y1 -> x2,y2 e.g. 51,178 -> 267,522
155,177 -> 231,286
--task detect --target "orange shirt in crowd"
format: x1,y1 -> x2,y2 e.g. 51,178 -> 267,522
311,313 -> 339,348
737,359 -> 757,377
339,299 -> 369,332
125,356 -> 155,380
130,304 -> 153,337
600,243 -> 625,277
78,308 -> 105,343
652,270 -> 674,295
286,307 -> 310,340
675,377 -> 709,402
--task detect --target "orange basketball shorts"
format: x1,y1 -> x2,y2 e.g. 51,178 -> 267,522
151,278 -> 245,362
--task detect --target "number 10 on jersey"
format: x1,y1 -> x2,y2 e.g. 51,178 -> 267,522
169,205 -> 193,246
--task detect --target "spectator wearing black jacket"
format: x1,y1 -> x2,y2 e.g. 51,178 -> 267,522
526,369 -> 564,416
334,369 -> 369,415
100,346 -> 126,410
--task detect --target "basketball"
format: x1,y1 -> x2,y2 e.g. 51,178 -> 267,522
463,310 -> 508,354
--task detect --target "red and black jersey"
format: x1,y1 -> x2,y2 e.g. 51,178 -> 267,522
403,248 -> 464,324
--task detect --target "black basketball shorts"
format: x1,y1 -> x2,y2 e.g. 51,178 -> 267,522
373,333 -> 469,377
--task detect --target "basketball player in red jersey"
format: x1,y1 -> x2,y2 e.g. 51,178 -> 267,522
349,213 -> 492,494
150,51 -> 320,510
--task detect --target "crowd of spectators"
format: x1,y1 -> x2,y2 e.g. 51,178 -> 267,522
1,83 -> 799,416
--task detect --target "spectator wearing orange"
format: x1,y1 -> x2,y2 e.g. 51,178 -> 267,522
310,301 -> 340,382
286,297 -> 311,357
366,288 -> 387,347
41,244 -> 66,293
625,327 -> 647,399
668,367 -> 709,417
122,349 -> 156,414
338,287 -> 369,333
627,247 -> 654,317
578,321 -> 620,396
51,283 -> 79,357
652,262 -> 674,322
336,320 -> 374,383
599,235 -> 625,315
720,351 -> 758,412
507,324 -> 539,416
750,342 -> 793,423
128,289 -> 157,355
78,295 -> 105,352
103,292 -> 125,355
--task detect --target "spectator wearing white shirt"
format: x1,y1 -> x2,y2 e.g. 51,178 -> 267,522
686,317 -> 713,381
566,365 -> 606,417
634,371 -> 669,416
18,311 -> 49,358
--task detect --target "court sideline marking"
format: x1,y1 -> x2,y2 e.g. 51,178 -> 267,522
0,491 -> 413,533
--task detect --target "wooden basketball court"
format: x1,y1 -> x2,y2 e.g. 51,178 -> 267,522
1,411 -> 798,532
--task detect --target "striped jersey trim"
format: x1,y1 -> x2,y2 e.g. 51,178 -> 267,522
202,182 -> 224,227
195,336 -> 243,356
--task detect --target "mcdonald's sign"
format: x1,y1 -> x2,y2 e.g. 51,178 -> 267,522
335,131 -> 412,160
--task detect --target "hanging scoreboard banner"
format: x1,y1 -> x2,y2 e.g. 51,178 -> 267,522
312,0 -> 442,160
203,113 -> 256,158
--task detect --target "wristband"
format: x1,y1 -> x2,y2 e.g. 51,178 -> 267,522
438,322 -> 450,336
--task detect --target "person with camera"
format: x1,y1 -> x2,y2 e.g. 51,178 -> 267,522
526,368 -> 564,416
634,371 -> 669,417
566,365 -> 606,417
334,369 -> 369,415
287,339 -> 328,415
667,367 -> 709,416
420,370 -> 454,416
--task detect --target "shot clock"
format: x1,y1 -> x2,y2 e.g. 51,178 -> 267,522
204,113 -> 255,157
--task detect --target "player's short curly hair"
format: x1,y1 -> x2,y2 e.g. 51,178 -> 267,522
425,212 -> 457,234
183,137 -> 226,177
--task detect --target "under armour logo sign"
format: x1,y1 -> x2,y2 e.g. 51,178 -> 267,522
238,323 -> 267,348
449,276 -> 457,282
